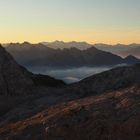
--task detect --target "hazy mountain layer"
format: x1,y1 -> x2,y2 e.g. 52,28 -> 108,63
5,42 -> 140,68
95,43 -> 140,58
4,41 -> 140,58
42,41 -> 92,50
42,41 -> 140,58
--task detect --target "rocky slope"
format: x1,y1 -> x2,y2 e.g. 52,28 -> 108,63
0,45 -> 66,95
66,64 -> 140,99
0,63 -> 140,140
0,45 -> 67,119
0,84 -> 140,140
0,45 -> 34,95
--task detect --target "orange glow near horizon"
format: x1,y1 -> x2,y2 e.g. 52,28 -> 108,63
1,31 -> 140,45
0,0 -> 140,45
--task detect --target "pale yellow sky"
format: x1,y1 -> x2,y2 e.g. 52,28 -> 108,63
1,27 -> 139,44
0,0 -> 140,44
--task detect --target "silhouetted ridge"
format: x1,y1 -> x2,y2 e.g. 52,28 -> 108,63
70,64 -> 140,96
0,45 -> 66,95
0,45 -> 34,95
124,55 -> 140,64
5,42 -> 140,67
19,64 -> 66,88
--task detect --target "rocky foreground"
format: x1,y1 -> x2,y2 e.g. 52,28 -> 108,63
0,45 -> 140,140
0,84 -> 140,140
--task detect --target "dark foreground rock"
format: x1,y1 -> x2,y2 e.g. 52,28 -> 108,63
0,84 -> 140,140
0,45 -> 66,119
0,45 -> 66,96
0,46 -> 34,95
70,64 -> 140,97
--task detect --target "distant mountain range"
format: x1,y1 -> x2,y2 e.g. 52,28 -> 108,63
4,42 -> 140,68
95,43 -> 140,58
42,41 -> 140,58
120,46 -> 140,58
42,40 -> 92,50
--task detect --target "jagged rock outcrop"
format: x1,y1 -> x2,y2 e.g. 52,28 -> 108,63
45,84 -> 140,140
0,45 -> 66,95
0,45 -> 67,118
0,45 -> 34,95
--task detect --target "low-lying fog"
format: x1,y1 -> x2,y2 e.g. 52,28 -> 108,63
27,65 -> 127,84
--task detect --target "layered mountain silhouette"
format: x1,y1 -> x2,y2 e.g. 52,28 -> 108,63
0,45 -> 65,96
5,42 -> 140,68
0,44 -> 140,140
42,41 -> 140,58
0,46 -> 34,95
120,47 -> 140,58
42,40 -> 92,50
94,43 -> 140,58
124,55 -> 140,64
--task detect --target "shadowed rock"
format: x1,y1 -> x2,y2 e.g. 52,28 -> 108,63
0,45 -> 34,95
0,84 -> 140,140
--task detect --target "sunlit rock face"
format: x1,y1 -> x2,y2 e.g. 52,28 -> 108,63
0,45 -> 34,95
0,84 -> 140,140
45,84 -> 140,140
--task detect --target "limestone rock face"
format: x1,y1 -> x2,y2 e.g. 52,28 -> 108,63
0,46 -> 34,95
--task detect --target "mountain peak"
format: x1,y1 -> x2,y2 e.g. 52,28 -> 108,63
86,46 -> 99,51
124,55 -> 140,64
0,45 -> 34,95
125,55 -> 138,59
22,41 -> 30,45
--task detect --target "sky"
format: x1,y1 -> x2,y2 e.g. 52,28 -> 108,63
0,0 -> 140,44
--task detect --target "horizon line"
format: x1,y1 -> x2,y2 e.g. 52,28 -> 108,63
1,40 -> 140,46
